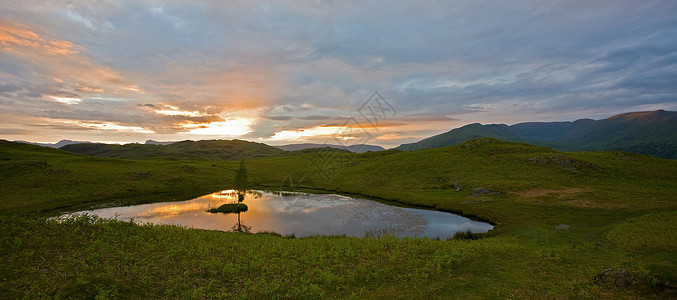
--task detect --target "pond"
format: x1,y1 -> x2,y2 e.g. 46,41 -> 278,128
65,190 -> 493,239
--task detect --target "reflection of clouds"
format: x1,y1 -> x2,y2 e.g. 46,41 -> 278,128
278,193 -> 336,213
63,190 -> 493,239
139,202 -> 204,219
209,190 -> 238,200
136,190 -> 266,219
208,190 -> 260,200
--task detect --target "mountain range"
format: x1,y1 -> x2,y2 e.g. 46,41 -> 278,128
14,139 -> 91,148
10,110 -> 677,159
61,139 -> 285,161
396,110 -> 677,159
274,143 -> 385,153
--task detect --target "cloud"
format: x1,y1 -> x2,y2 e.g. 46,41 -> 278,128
1,1 -> 676,145
0,21 -> 83,55
0,128 -> 32,135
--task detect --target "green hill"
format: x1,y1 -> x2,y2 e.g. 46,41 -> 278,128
396,123 -> 526,151
396,110 -> 677,158
1,138 -> 675,298
61,139 -> 285,161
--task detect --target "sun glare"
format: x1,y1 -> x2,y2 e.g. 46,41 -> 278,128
60,120 -> 155,133
51,96 -> 82,105
122,85 -> 140,92
180,118 -> 254,136
266,126 -> 345,141
210,190 -> 238,199
155,109 -> 207,117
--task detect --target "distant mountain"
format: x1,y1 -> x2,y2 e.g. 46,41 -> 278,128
275,143 -> 385,153
14,139 -> 91,148
396,110 -> 677,159
61,139 -> 285,160
145,140 -> 177,146
396,123 -> 527,151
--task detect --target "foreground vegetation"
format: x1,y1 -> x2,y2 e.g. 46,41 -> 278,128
1,139 -> 675,298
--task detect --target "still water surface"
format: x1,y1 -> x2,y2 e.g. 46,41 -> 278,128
68,190 -> 493,239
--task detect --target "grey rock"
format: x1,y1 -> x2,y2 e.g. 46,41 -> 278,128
555,224 -> 571,230
528,155 -> 549,165
471,187 -> 490,197
471,187 -> 502,197
595,268 -> 635,288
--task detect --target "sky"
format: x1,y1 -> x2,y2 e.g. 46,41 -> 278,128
1,0 -> 676,148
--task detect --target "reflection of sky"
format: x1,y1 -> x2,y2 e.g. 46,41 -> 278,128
67,191 -> 493,239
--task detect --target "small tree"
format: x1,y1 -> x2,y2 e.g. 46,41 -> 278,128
234,160 -> 248,202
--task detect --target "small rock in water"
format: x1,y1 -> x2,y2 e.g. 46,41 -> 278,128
555,224 -> 571,230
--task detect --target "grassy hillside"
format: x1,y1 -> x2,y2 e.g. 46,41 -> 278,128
396,110 -> 677,158
576,110 -> 677,158
396,123 -> 526,151
275,143 -> 385,153
61,139 -> 285,161
0,140 -> 234,215
1,138 -> 675,298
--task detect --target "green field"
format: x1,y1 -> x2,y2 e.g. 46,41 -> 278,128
1,139 -> 675,298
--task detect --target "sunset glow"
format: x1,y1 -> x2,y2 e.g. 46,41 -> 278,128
209,190 -> 238,200
0,1 -> 675,148
60,120 -> 155,134
51,96 -> 82,105
266,126 -> 347,141
153,109 -> 208,118
179,118 -> 254,137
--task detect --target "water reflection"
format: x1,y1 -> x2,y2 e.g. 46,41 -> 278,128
66,190 -> 493,239
206,190 -> 260,232
232,211 -> 251,233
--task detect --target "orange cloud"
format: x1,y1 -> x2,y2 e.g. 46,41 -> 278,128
1,21 -> 280,140
150,59 -> 283,113
207,69 -> 277,108
376,133 -> 408,141
1,20 -> 138,91
58,120 -> 155,133
0,21 -> 82,55
76,86 -> 105,93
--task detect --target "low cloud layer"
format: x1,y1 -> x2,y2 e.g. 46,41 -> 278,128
1,1 -> 676,147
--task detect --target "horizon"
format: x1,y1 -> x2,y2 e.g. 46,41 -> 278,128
2,1 -> 677,148
10,108 -> 672,147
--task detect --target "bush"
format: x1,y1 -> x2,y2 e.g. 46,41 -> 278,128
452,230 -> 481,240
207,203 -> 248,214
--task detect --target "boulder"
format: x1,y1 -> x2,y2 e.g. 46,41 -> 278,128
555,224 -> 571,230
471,187 -> 501,197
595,268 -> 635,288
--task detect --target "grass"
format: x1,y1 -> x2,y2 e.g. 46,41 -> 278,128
1,138 -> 676,298
0,215 -> 617,299
607,211 -> 677,252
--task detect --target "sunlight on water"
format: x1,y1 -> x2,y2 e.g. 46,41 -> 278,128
64,190 -> 493,239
